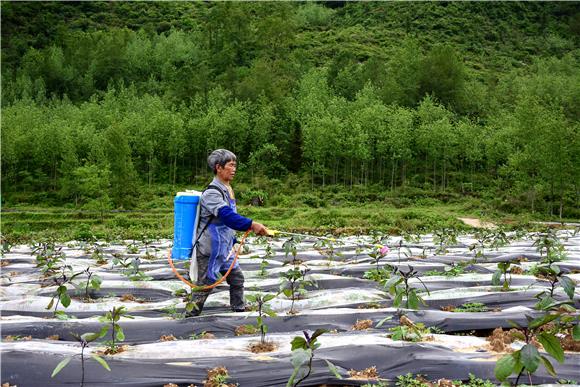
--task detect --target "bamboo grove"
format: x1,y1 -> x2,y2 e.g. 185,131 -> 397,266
2,2 -> 579,217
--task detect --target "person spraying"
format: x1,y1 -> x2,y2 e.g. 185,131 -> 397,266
188,149 -> 269,315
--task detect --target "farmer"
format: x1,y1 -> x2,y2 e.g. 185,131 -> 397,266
189,149 -> 268,315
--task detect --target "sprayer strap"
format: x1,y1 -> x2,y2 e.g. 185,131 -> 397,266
192,185 -> 227,251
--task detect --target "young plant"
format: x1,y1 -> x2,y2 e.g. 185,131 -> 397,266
469,229 -> 493,259
46,266 -> 82,318
51,331 -> 110,386
246,292 -> 277,345
433,228 -> 458,255
424,262 -> 467,277
368,244 -> 390,271
492,261 -> 516,291
379,315 -> 431,342
384,266 -> 430,310
97,306 -> 134,354
494,314 -> 567,385
279,267 -> 315,314
533,264 -> 576,310
74,266 -> 103,301
453,302 -> 489,313
283,237 -> 299,264
363,266 -> 393,286
533,229 -> 565,262
124,257 -> 152,281
174,288 -> 200,317
89,243 -> 107,265
287,329 -> 340,387
314,237 -> 343,267
258,243 -> 274,277
33,240 -> 66,275
126,241 -> 140,254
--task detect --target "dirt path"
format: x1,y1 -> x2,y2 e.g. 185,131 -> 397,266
457,217 -> 497,229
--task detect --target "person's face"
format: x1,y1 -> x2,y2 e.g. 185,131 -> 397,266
216,160 -> 237,183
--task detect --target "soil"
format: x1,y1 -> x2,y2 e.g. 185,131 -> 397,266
348,366 -> 379,380
352,319 -> 373,330
4,335 -> 32,341
203,366 -> 236,387
46,335 -> 59,340
248,340 -> 277,353
120,293 -> 145,303
440,305 -> 455,312
0,260 -> 9,267
160,335 -> 177,342
510,266 -> 524,275
561,334 -> 580,351
101,345 -> 129,355
234,325 -> 257,336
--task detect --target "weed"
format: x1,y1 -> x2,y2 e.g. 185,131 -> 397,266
453,302 -> 489,313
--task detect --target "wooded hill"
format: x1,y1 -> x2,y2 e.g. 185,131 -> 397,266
2,2 -> 579,218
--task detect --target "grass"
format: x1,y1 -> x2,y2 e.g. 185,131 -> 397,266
1,196 -> 543,243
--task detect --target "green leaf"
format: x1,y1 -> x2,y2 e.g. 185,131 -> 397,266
115,327 -> 125,342
529,313 -> 559,329
537,332 -> 564,363
407,291 -> 419,310
290,336 -> 308,351
325,360 -> 342,379
98,325 -> 109,338
51,357 -> 72,377
384,276 -> 401,290
520,344 -> 540,372
290,348 -> 311,370
311,329 -> 328,341
185,302 -> 195,313
393,291 -> 403,308
264,294 -> 276,302
491,270 -> 502,286
494,354 -> 515,381
559,276 -> 575,300
91,355 -> 111,371
60,293 -> 71,308
81,332 -> 101,342
46,298 -> 55,310
572,323 -> 580,340
376,316 -> 392,328
539,355 -> 556,377
283,289 -> 293,298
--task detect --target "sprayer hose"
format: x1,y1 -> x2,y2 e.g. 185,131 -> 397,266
167,229 -> 251,291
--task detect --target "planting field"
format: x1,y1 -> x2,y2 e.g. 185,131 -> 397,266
1,229 -> 579,386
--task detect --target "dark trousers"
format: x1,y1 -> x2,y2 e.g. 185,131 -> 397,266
188,250 -> 245,315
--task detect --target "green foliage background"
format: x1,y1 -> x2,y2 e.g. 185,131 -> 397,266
2,2 -> 579,226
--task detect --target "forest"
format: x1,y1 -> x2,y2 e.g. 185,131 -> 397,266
1,2 -> 579,228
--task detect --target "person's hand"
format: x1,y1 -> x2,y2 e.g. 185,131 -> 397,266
251,221 -> 268,236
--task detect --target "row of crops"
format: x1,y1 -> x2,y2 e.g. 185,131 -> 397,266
1,227 -> 579,386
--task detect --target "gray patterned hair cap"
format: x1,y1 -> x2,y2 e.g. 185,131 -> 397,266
207,149 -> 237,174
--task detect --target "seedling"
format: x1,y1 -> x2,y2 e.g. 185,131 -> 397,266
368,244 -> 390,271
246,293 -> 277,345
433,228 -> 458,255
73,266 -> 102,301
424,262 -> 466,277
279,266 -> 316,314
363,266 -> 393,286
533,264 -> 576,310
533,229 -> 565,262
287,329 -> 340,387
490,228 -> 510,250
123,257 -> 152,281
51,331 -> 110,386
126,241 -> 140,255
33,240 -> 66,275
469,229 -> 493,258
384,266 -> 430,310
314,237 -> 343,267
89,243 -> 107,265
492,261 -> 516,291
283,237 -> 299,264
174,288 -> 200,317
97,306 -> 134,354
258,243 -> 274,277
379,315 -> 431,342
494,314 -> 567,385
46,266 -> 82,318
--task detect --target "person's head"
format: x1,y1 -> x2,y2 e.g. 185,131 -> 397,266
207,149 -> 237,183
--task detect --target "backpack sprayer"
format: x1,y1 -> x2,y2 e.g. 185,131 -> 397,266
168,190 -> 250,291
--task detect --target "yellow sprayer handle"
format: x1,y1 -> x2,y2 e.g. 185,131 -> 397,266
266,229 -> 280,237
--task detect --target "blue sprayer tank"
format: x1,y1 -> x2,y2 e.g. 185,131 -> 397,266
171,191 -> 202,260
